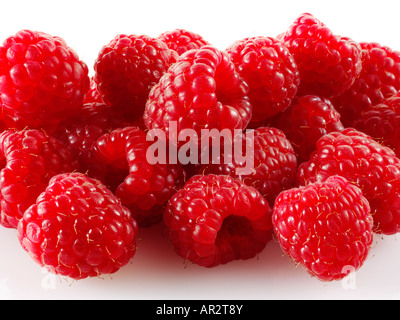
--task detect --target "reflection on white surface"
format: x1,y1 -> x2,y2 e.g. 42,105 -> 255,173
0,222 -> 399,299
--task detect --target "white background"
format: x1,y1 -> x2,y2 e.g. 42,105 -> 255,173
1,0 -> 400,300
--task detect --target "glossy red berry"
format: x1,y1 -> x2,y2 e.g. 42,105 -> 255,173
0,29 -> 89,131
143,45 -> 252,142
280,13 -> 362,98
158,29 -> 209,56
227,36 -> 300,124
164,174 -> 273,267
94,34 -> 178,121
51,102 -> 137,173
271,94 -> 345,163
201,126 -> 297,206
87,126 -> 185,227
17,172 -> 138,280
332,42 -> 400,126
273,175 -> 373,281
297,128 -> 400,235
353,92 -> 400,157
0,129 -> 78,228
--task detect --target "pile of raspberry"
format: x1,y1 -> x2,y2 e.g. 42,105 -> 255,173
1,14 -> 400,282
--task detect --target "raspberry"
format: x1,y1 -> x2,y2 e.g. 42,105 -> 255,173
0,29 -> 90,131
227,36 -> 300,123
270,94 -> 345,163
0,129 -> 78,229
158,29 -> 210,56
17,172 -> 138,280
332,42 -> 400,126
93,34 -> 178,120
143,45 -> 252,141
201,127 -> 297,206
353,92 -> 400,156
83,76 -> 104,104
87,126 -> 185,227
297,128 -> 400,235
280,13 -> 362,98
164,174 -> 273,267
273,175 -> 373,281
51,102 -> 139,176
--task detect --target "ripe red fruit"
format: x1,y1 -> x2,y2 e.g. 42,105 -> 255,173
94,34 -> 178,121
353,92 -> 400,157
201,126 -> 297,206
273,175 -> 373,281
51,102 -> 136,173
270,94 -> 345,163
164,174 -> 273,267
0,29 -> 90,131
297,128 -> 400,235
332,42 -> 400,126
83,76 -> 104,104
17,172 -> 138,280
143,45 -> 252,142
0,129 -> 78,228
280,13 -> 363,98
87,126 -> 185,227
227,36 -> 300,124
158,29 -> 210,56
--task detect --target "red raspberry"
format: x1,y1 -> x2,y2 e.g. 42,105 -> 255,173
280,13 -> 362,98
51,102 -> 136,172
332,42 -> 400,126
17,172 -> 138,280
158,29 -> 210,56
164,174 -> 273,267
0,129 -> 78,229
88,126 -> 185,227
201,127 -> 297,206
353,92 -> 400,156
143,45 -> 252,141
83,76 -> 104,104
94,34 -> 178,120
227,36 -> 300,124
0,30 -> 90,131
271,94 -> 345,163
273,175 -> 373,281
297,128 -> 400,235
